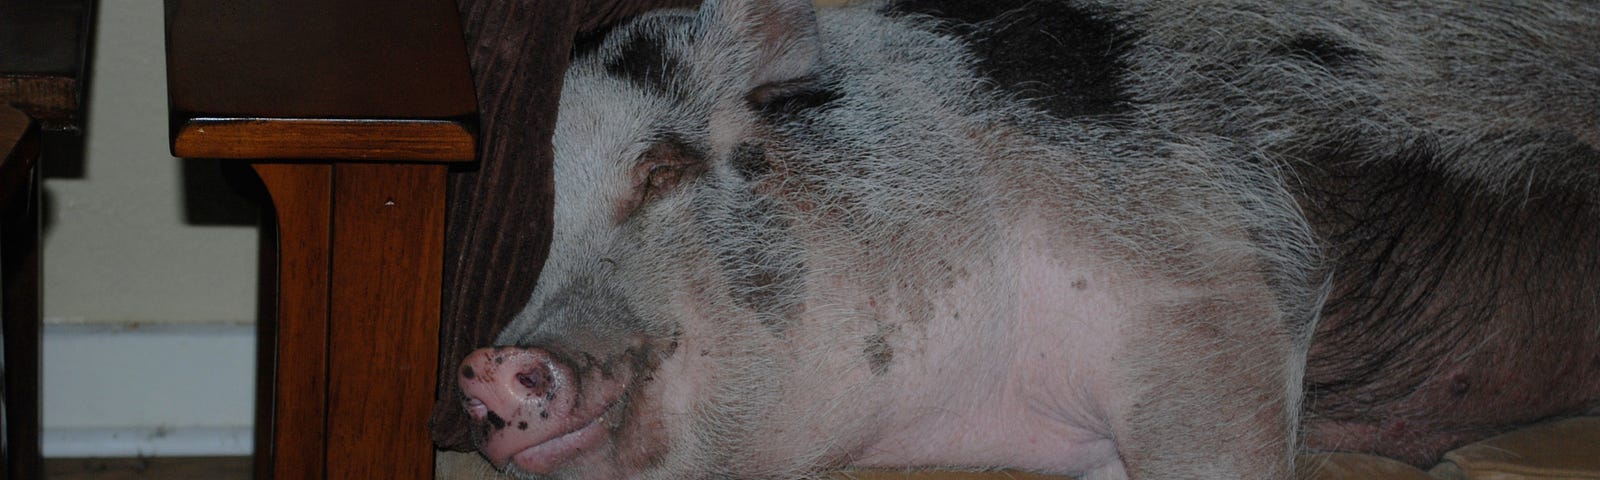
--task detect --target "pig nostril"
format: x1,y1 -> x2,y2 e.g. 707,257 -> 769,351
517,372 -> 540,391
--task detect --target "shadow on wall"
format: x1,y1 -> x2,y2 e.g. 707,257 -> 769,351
37,132 -> 83,240
36,137 -> 263,245
178,159 -> 264,226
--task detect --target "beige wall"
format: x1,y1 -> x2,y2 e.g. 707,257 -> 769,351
40,0 -> 260,456
44,0 -> 257,325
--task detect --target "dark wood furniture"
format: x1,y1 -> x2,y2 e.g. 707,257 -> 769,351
1,104 -> 41,480
1,0 -> 95,132
3,1 -> 96,478
164,0 -> 477,477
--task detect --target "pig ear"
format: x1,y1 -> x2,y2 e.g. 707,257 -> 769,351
694,0 -> 821,92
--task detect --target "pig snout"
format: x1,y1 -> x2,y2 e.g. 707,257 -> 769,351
459,347 -> 564,425
458,347 -> 620,475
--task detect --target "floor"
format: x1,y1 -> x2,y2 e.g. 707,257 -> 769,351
45,457 -> 251,480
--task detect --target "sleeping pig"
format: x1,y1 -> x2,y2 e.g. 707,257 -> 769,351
457,0 -> 1600,478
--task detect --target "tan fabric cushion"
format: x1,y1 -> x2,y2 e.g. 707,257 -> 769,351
1296,453 -> 1435,480
1429,417 -> 1600,480
436,450 -> 508,479
833,471 -> 1067,480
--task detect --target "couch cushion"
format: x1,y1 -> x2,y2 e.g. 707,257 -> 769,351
1294,453 -> 1435,480
834,471 -> 1065,479
1428,417 -> 1600,480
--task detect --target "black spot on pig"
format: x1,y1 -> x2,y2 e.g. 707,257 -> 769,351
886,0 -> 1136,118
461,365 -> 475,379
695,185 -> 808,333
1273,34 -> 1368,72
591,14 -> 696,96
725,198 -> 807,330
731,142 -> 770,181
540,410 -> 550,419
518,421 -> 528,431
607,34 -> 684,96
486,411 -> 506,430
864,323 -> 896,376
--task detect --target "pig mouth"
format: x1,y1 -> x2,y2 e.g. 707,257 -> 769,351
504,398 -> 621,475
469,365 -> 635,474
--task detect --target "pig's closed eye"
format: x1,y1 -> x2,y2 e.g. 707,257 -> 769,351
619,137 -> 708,221
646,163 -> 687,196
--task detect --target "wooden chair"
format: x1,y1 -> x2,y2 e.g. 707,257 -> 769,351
164,0 -> 476,478
2,0 -> 96,477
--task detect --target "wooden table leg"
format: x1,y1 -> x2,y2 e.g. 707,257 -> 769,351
254,163 -> 332,480
254,162 -> 444,479
326,162 -> 445,479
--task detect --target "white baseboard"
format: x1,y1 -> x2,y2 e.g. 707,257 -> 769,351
43,426 -> 252,458
37,321 -> 257,457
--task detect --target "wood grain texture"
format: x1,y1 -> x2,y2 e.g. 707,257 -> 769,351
0,0 -> 96,129
327,162 -> 446,479
252,163 -> 333,480
1,103 -> 41,480
0,76 -> 79,128
431,0 -> 696,451
173,118 -> 475,161
0,105 -> 35,183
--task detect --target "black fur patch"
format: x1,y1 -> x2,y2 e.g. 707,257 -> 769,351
864,323 -> 895,375
725,197 -> 806,330
1273,34 -> 1367,71
731,142 -> 770,180
695,185 -> 808,333
886,0 -> 1137,118
575,13 -> 693,60
606,33 -> 684,95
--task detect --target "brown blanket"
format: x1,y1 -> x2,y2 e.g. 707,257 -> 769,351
430,0 -> 697,451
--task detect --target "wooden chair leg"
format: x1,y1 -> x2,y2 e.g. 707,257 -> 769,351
252,163 -> 332,480
250,162 -> 444,479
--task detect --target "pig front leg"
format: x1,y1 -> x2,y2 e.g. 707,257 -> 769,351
1112,296 -> 1307,479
